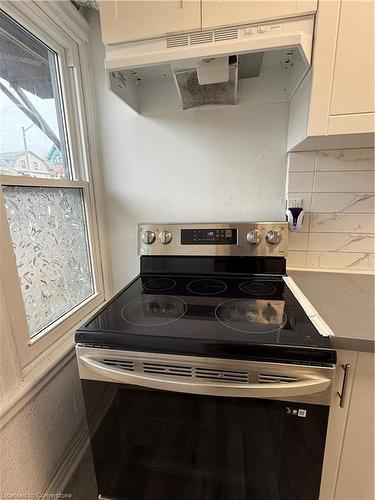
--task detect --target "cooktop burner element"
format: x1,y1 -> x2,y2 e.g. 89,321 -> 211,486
187,278 -> 227,295
215,299 -> 287,334
239,281 -> 277,296
143,277 -> 177,292
121,295 -> 187,327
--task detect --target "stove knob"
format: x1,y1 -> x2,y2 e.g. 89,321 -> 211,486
142,231 -> 156,245
246,230 -> 261,245
266,229 -> 280,245
158,231 -> 173,245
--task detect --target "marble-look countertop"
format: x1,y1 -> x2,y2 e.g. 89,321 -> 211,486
288,270 -> 375,353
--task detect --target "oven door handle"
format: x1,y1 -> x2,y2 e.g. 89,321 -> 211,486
79,355 -> 332,398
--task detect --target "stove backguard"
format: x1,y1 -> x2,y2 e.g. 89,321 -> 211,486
138,222 -> 288,258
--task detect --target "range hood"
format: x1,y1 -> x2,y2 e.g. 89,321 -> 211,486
104,16 -> 314,114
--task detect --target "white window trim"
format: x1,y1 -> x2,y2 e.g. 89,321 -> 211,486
0,1 -> 112,414
0,177 -> 104,365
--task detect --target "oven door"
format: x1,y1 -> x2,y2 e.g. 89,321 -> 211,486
78,348 -> 333,500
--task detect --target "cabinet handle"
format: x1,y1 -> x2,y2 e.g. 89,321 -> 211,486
180,0 -> 183,9
337,364 -> 352,408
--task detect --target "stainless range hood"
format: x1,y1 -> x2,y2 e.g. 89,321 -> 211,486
105,16 -> 314,114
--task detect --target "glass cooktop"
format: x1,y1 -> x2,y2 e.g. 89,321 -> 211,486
76,274 -> 336,365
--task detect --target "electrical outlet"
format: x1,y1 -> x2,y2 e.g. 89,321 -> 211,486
288,198 -> 303,208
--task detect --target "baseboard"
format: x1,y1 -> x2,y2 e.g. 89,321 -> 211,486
43,424 -> 90,497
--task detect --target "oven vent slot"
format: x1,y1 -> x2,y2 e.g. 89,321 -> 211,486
195,368 -> 249,383
143,362 -> 193,377
102,358 -> 135,371
259,374 -> 299,384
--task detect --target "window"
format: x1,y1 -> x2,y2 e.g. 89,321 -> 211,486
0,4 -> 106,376
0,11 -> 70,179
3,185 -> 94,338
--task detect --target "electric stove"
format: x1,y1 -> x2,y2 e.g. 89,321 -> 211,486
76,222 -> 336,500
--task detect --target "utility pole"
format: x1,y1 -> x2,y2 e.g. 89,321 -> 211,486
21,123 -> 34,174
22,126 -> 31,173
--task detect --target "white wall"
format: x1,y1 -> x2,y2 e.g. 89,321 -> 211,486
0,355 -> 86,494
88,11 -> 289,291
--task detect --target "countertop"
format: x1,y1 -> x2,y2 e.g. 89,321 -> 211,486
288,270 -> 374,353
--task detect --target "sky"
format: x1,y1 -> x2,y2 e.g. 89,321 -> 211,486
0,77 -> 60,160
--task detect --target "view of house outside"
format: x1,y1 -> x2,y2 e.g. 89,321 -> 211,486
0,11 -> 70,179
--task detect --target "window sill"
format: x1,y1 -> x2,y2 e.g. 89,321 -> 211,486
23,292 -> 104,371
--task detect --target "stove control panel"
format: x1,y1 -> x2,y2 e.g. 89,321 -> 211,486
138,222 -> 288,257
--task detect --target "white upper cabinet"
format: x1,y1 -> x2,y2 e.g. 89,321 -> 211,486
99,0 -> 318,45
330,0 -> 375,116
288,0 -> 375,151
202,0 -> 317,29
99,1 -> 201,44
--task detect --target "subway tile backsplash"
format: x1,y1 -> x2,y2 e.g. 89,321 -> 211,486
309,213 -> 374,233
314,170 -> 374,192
287,148 -> 375,272
315,149 -> 374,171
288,151 -> 315,172
310,193 -> 374,213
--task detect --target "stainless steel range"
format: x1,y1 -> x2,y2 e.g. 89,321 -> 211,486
76,222 -> 336,500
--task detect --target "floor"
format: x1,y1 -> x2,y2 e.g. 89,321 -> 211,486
64,447 -> 98,499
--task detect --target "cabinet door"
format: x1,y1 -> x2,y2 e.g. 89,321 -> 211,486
330,0 -> 375,115
334,352 -> 375,500
202,0 -> 317,29
319,350 -> 357,500
99,1 -> 201,44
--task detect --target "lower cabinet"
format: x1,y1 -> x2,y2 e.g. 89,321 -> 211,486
320,350 -> 375,500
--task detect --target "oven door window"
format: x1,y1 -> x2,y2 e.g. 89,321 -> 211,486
84,382 -> 329,500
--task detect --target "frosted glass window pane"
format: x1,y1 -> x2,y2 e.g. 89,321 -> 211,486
3,186 -> 94,338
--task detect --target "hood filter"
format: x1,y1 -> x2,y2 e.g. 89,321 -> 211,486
174,65 -> 238,110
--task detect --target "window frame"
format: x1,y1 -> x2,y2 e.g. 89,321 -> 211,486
0,2 -> 110,379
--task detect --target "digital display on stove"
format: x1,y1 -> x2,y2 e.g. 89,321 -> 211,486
181,228 -> 237,245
